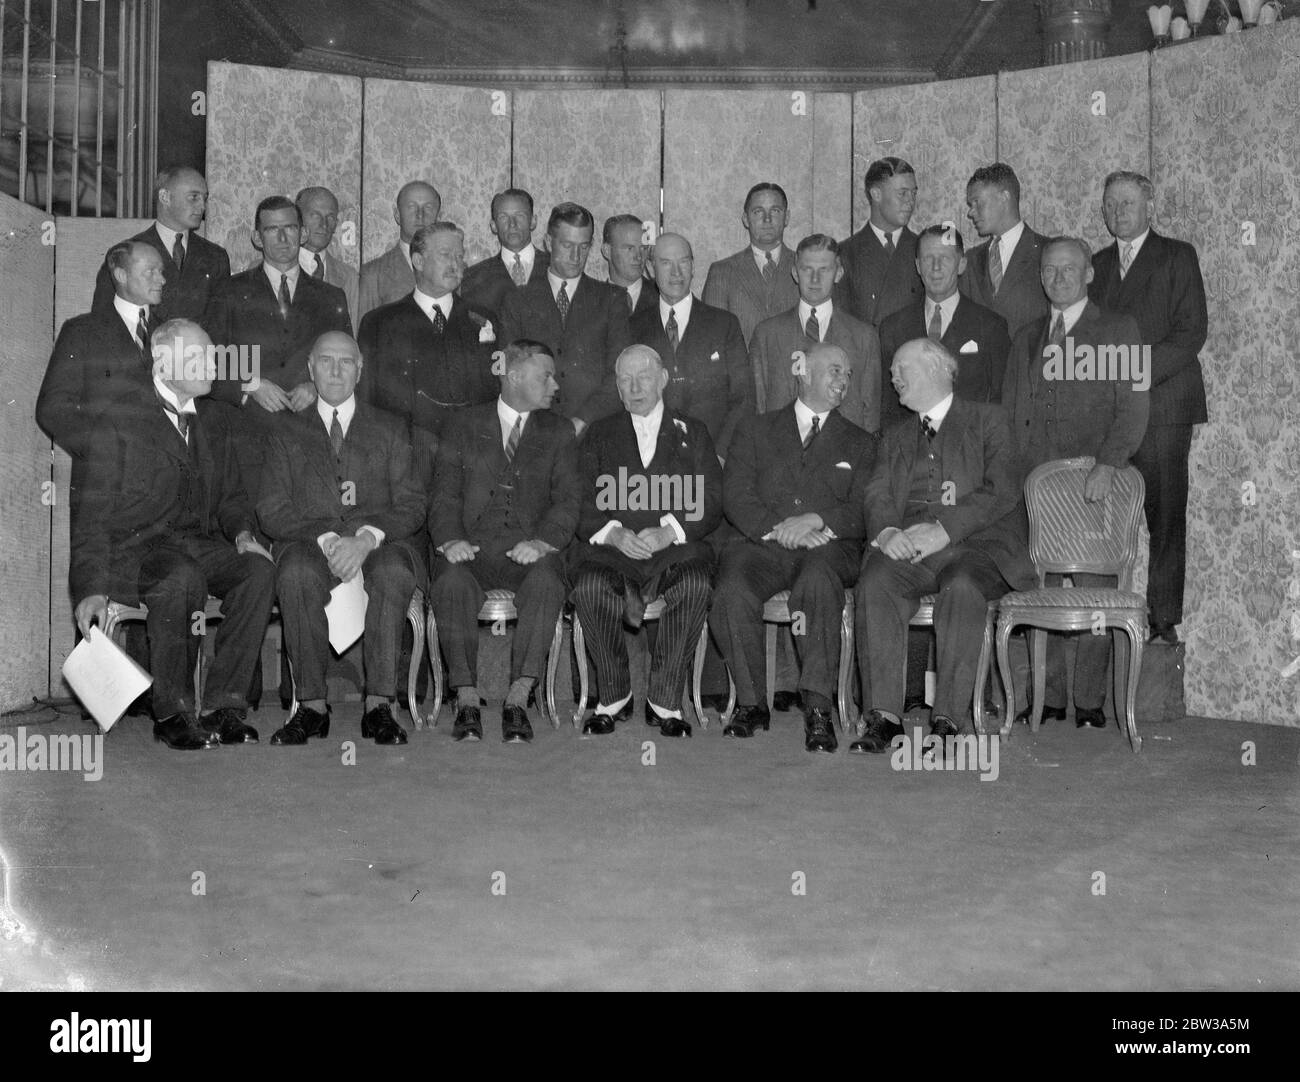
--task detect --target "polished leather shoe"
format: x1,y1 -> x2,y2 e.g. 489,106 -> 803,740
849,709 -> 905,754
771,689 -> 799,712
200,707 -> 258,744
583,713 -> 616,735
502,704 -> 533,743
453,704 -> 483,742
269,704 -> 331,745
154,714 -> 219,750
1014,703 -> 1067,726
361,702 -> 408,745
804,708 -> 837,753
659,714 -> 692,738
1075,706 -> 1107,729
723,704 -> 771,738
929,714 -> 960,739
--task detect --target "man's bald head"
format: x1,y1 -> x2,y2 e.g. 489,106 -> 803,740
615,344 -> 668,417
650,232 -> 695,304
308,331 -> 364,406
797,342 -> 851,415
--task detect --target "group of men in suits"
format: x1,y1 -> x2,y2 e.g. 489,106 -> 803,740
39,150 -> 1205,752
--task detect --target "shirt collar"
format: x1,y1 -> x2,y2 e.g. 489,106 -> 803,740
548,269 -> 582,299
317,394 -> 356,432
264,262 -> 299,291
659,293 -> 692,324
793,396 -> 829,431
927,292 -> 960,321
413,287 -> 453,319
1121,228 -> 1150,259
922,392 -> 955,430
152,373 -> 197,415
625,278 -> 643,305
1051,296 -> 1090,333
869,222 -> 902,248
113,294 -> 147,332
502,245 -> 535,275
630,399 -> 665,435
798,298 -> 832,326
996,220 -> 1026,263
154,221 -> 185,253
399,240 -> 412,268
298,247 -> 326,275
497,396 -> 528,432
751,244 -> 780,271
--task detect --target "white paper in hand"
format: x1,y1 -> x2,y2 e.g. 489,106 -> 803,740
62,625 -> 153,732
326,570 -> 368,654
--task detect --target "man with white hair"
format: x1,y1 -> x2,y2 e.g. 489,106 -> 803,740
851,338 -> 1034,753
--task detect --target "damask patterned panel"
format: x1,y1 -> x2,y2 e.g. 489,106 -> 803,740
812,92 -> 853,243
362,81 -> 510,266
663,90 -> 814,283
998,51 -> 1150,249
513,90 -> 661,283
206,63 -> 363,274
1153,21 -> 1300,725
851,75 -> 996,246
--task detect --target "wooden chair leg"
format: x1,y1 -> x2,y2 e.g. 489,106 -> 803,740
995,615 -> 1016,739
406,602 -> 424,731
545,613 -> 564,729
571,615 -> 588,729
765,623 -> 777,713
837,597 -> 854,734
1119,622 -> 1144,753
973,609 -> 994,737
691,622 -> 709,731
427,609 -> 442,729
1029,627 -> 1048,732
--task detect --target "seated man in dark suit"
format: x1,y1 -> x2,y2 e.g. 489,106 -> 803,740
430,340 -> 581,743
91,165 -> 230,322
499,201 -> 632,433
1003,236 -> 1149,729
203,194 -> 352,502
835,157 -> 923,329
711,343 -> 877,753
752,233 -> 881,433
878,224 -> 1011,432
357,221 -> 497,484
71,319 -> 275,749
569,345 -> 722,738
258,332 -> 427,747
629,231 -> 751,459
459,187 -> 549,324
853,339 -> 1036,752
602,213 -> 657,318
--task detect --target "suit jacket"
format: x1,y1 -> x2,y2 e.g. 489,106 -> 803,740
203,265 -> 352,429
91,224 -> 231,324
724,405 -> 876,543
69,393 -> 254,602
460,247 -> 550,324
430,402 -> 581,554
257,401 -> 427,568
629,277 -> 660,319
37,308 -> 154,462
318,252 -> 360,331
835,224 -> 923,328
1002,300 -> 1149,480
630,295 -> 752,457
865,398 -> 1035,591
877,294 -> 1011,432
357,244 -> 415,324
750,303 -> 882,433
577,407 -> 723,544
499,273 -> 632,424
959,224 -> 1050,340
1089,229 -> 1208,427
702,245 -> 799,346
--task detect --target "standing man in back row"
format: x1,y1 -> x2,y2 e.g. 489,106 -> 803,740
357,179 -> 441,323
459,187 -> 550,325
836,156 -> 923,329
296,185 -> 359,325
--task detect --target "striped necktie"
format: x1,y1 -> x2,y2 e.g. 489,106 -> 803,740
330,409 -> 344,458
512,253 -> 526,286
556,281 -> 570,326
803,414 -> 820,452
135,308 -> 150,352
172,233 -> 185,271
312,253 -> 325,279
805,306 -> 820,342
505,414 -> 522,462
1119,242 -> 1134,279
666,308 -> 679,354
762,251 -> 775,283
927,303 -> 943,341
278,274 -> 292,319
988,237 -> 1004,295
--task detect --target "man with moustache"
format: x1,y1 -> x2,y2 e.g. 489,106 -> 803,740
460,187 -> 550,324
711,343 -> 876,752
91,165 -> 229,322
752,233 -> 881,433
429,341 -> 581,743
258,332 -> 426,748
358,180 -> 441,322
499,202 -> 632,433
602,213 -> 658,318
296,185 -> 359,324
629,231 -> 751,458
1089,170 -> 1207,646
836,157 -> 923,329
569,345 -> 722,738
357,221 -> 498,484
702,182 -> 800,346
70,319 -> 275,750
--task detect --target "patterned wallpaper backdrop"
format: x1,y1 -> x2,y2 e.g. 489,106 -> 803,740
205,63 -> 362,274
513,90 -> 661,283
361,81 -> 510,266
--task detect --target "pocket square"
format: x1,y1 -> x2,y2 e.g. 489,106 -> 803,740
709,351 -> 721,362
835,461 -> 852,469
959,340 -> 979,354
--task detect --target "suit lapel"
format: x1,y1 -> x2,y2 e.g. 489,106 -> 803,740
1118,232 -> 1160,300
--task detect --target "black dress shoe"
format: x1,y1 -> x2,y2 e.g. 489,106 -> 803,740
1075,706 -> 1107,729
1014,703 -> 1067,726
771,689 -> 799,712
200,707 -> 259,744
804,708 -> 837,753
502,704 -> 533,743
153,714 -> 219,750
453,704 -> 483,742
723,704 -> 771,738
583,713 -> 616,735
361,702 -> 408,745
659,714 -> 692,738
929,714 -> 960,739
269,704 -> 331,745
849,709 -> 905,754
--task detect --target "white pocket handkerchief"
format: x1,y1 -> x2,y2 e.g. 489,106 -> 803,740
709,351 -> 721,361
835,461 -> 852,469
959,339 -> 979,354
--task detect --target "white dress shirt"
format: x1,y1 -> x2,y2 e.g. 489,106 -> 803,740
298,247 -> 328,278
589,400 -> 686,546
153,373 -> 196,440
925,293 -> 960,339
660,293 -> 693,339
548,270 -> 582,303
920,391 -> 954,433
264,262 -> 300,303
314,394 -> 384,552
870,223 -> 904,250
413,287 -> 453,325
497,396 -> 528,454
113,294 -> 149,340
502,245 -> 536,279
797,299 -> 832,342
993,220 -> 1026,275
1118,228 -> 1149,271
1050,296 -> 1090,336
399,240 -> 413,269
751,244 -> 780,274
793,397 -> 830,445
154,221 -> 187,263
625,278 -> 644,310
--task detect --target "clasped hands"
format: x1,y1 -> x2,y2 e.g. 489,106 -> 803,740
248,380 -> 317,413
323,531 -> 376,582
765,513 -> 830,551
879,522 -> 951,563
606,524 -> 676,560
443,538 -> 557,566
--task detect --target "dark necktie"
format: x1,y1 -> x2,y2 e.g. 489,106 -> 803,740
921,414 -> 937,440
666,308 -> 679,354
505,415 -> 522,462
762,251 -> 775,283
161,399 -> 190,444
431,302 -> 447,334
556,281 -> 570,326
626,288 -> 636,314
330,409 -> 344,458
803,414 -> 821,452
135,307 -> 150,352
927,304 -> 943,341
988,237 -> 1004,295
172,233 -> 185,271
312,253 -> 324,279
1048,311 -> 1067,349
804,306 -> 820,342
278,274 -> 292,320
883,231 -> 896,256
